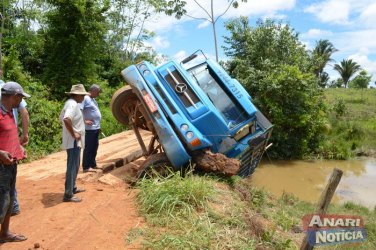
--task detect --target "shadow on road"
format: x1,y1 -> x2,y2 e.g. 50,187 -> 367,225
41,193 -> 63,207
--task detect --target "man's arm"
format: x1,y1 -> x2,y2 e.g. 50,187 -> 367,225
63,117 -> 81,140
19,107 -> 29,146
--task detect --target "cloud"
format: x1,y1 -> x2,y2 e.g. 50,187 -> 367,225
151,36 -> 170,49
359,3 -> 376,28
197,21 -> 210,29
223,0 -> 295,18
302,29 -> 334,39
348,51 -> 376,82
331,30 -> 376,54
145,14 -> 184,34
304,0 -> 350,24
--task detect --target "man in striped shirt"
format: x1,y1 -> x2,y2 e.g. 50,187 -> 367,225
0,82 -> 29,243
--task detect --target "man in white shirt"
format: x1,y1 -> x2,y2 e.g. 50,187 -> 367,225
60,84 -> 89,202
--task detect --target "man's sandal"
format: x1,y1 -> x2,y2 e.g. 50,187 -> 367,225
0,233 -> 27,243
73,187 -> 86,194
63,196 -> 82,202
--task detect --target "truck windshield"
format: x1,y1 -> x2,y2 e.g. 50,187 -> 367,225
188,64 -> 248,129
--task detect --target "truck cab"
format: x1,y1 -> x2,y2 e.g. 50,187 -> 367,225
111,51 -> 272,177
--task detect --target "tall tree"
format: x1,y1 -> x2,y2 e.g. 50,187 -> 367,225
0,0 -> 17,72
101,0 -> 187,85
318,71 -> 330,88
42,0 -> 109,97
311,39 -> 337,76
167,0 -> 247,62
334,59 -> 361,88
310,39 -> 337,87
223,18 -> 326,159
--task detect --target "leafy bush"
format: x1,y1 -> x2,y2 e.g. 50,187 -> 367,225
224,18 -> 327,159
24,82 -> 63,159
333,98 -> 346,117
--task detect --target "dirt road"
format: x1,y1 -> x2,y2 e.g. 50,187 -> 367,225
1,130 -> 151,250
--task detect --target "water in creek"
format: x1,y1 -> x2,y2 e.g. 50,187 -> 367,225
251,158 -> 376,209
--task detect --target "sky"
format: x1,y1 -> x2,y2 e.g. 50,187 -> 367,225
142,0 -> 376,85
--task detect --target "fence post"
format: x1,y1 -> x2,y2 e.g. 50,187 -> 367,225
300,168 -> 343,250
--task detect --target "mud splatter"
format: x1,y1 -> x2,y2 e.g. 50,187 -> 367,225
192,151 -> 241,176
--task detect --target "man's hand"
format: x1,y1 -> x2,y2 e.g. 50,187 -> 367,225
0,150 -> 13,165
73,132 -> 81,140
63,117 -> 81,141
84,120 -> 94,126
21,146 -> 27,159
20,134 -> 29,146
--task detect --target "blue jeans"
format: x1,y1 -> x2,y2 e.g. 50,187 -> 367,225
83,129 -> 99,170
64,140 -> 81,199
12,189 -> 20,213
0,164 -> 17,223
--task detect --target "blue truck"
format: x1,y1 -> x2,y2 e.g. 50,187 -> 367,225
111,51 -> 272,177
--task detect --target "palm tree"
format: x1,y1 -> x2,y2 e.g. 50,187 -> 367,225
311,39 -> 338,77
334,59 -> 361,88
318,72 -> 330,88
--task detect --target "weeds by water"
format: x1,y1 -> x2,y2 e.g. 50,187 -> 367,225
130,172 -> 376,249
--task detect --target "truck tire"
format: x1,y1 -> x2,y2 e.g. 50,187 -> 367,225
110,85 -> 137,126
137,153 -> 174,179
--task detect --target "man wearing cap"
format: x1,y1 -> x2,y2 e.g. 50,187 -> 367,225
81,84 -> 102,173
60,84 -> 89,202
0,80 -> 29,216
0,81 -> 29,243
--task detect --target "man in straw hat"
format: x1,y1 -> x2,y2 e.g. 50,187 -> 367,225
0,81 -> 29,243
59,84 -> 89,202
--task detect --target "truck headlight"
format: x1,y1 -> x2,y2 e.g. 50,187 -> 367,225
143,70 -> 150,76
186,131 -> 194,139
181,124 -> 189,131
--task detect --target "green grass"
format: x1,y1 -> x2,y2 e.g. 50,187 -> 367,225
319,88 -> 376,159
128,173 -> 376,249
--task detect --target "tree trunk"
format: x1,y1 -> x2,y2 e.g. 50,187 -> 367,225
211,0 -> 219,62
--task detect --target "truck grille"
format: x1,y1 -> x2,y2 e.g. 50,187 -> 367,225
237,129 -> 272,177
164,68 -> 200,108
238,146 -> 265,177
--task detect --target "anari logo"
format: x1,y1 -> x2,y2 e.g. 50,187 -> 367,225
302,214 -> 367,247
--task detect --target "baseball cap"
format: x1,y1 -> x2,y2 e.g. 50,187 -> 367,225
1,81 -> 31,98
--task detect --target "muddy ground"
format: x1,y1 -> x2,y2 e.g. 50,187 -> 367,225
0,130 -> 153,250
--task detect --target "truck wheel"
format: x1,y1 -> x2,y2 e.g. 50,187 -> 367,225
111,85 -> 137,126
138,153 -> 174,179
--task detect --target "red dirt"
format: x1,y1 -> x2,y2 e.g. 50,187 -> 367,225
0,131 -> 151,250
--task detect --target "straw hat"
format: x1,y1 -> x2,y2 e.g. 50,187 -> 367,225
65,84 -> 90,95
